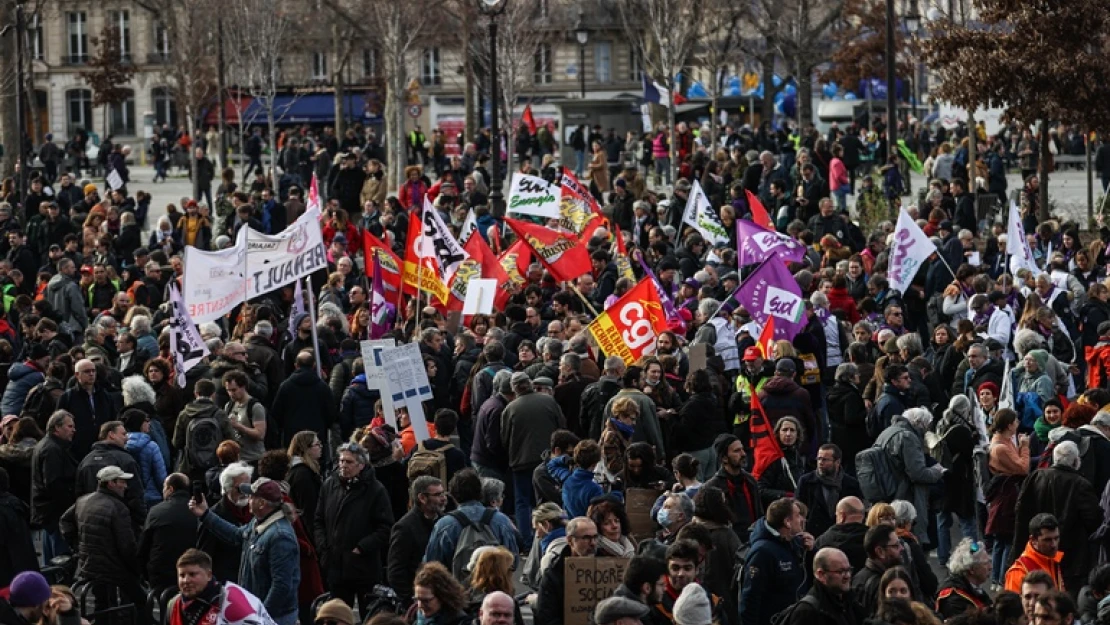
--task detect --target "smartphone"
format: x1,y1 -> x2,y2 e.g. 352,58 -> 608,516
192,481 -> 206,504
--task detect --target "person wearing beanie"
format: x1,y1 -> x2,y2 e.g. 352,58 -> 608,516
314,598 -> 355,625
1,571 -> 52,625
673,583 -> 712,625
703,433 -> 762,543
1017,348 -> 1056,406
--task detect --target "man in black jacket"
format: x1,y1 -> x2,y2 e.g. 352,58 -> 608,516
387,476 -> 445,602
138,473 -> 198,591
535,517 -> 599,625
272,351 -> 335,450
812,497 -> 869,575
852,524 -> 917,616
0,468 -> 38,587
314,442 -> 394,611
75,420 -> 146,526
783,547 -> 868,625
951,179 -> 977,237
704,434 -> 763,543
796,445 -> 864,540
30,411 -> 78,563
55,359 -> 116,459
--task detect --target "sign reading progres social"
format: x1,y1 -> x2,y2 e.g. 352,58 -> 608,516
563,558 -> 629,625
506,172 -> 561,219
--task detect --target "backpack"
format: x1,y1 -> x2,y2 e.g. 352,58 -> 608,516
20,380 -> 56,428
769,595 -> 819,625
407,441 -> 452,482
449,508 -> 499,584
183,413 -> 224,473
582,382 -> 622,439
1013,390 -> 1045,431
865,402 -> 886,439
797,353 -> 821,386
856,445 -> 900,503
926,414 -> 975,467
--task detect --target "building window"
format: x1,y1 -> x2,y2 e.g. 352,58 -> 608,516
29,13 -> 44,61
67,12 -> 88,64
421,47 -> 441,86
154,23 -> 171,62
109,90 -> 136,136
533,43 -> 552,85
539,0 -> 548,18
311,52 -> 328,81
109,11 -> 131,62
594,41 -> 611,84
66,89 -> 92,135
152,87 -> 177,128
628,44 -> 642,82
362,48 -> 377,79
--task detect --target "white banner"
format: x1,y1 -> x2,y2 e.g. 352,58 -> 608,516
183,208 -> 326,322
168,284 -> 210,388
506,172 -> 560,219
1007,201 -> 1040,277
419,196 -> 469,279
888,208 -> 935,294
682,180 -> 730,246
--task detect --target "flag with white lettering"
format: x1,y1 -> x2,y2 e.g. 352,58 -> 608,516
682,180 -> 730,246
402,197 -> 469,304
168,283 -> 209,388
287,278 -> 305,338
737,220 -> 806,266
731,257 -> 807,342
1007,201 -> 1040,276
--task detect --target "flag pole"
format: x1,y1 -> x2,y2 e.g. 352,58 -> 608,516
571,285 -> 600,318
303,276 -> 325,378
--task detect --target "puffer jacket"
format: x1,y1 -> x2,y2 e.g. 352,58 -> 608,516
75,440 -> 147,524
45,272 -> 87,336
313,464 -> 394,590
0,361 -> 44,415
59,486 -> 139,584
339,375 -> 378,439
126,432 -> 168,507
201,508 -> 301,619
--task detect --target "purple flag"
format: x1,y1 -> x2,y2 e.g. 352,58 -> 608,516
370,253 -> 393,339
638,255 -> 682,329
731,257 -> 807,342
737,220 -> 806,267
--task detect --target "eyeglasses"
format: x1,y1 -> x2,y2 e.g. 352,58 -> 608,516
572,534 -> 599,541
821,568 -> 852,576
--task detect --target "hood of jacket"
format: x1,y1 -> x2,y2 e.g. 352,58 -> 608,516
288,367 -> 324,387
126,431 -> 153,452
749,517 -> 793,550
7,361 -> 43,383
762,375 -> 802,395
180,398 -> 219,421
46,272 -> 74,294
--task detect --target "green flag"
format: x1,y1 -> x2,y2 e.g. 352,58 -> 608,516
897,139 -> 924,174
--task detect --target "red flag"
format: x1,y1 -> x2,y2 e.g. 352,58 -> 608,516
586,278 -> 669,364
495,239 -> 532,310
757,316 -> 775,359
504,217 -> 592,283
744,190 -> 775,230
750,392 -> 784,480
522,104 -> 538,135
447,231 -> 510,311
361,230 -> 403,294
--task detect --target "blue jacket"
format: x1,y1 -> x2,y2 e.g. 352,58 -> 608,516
562,467 -> 605,518
740,518 -> 809,625
126,432 -> 167,507
0,361 -> 44,415
202,509 -> 301,619
424,501 -> 519,568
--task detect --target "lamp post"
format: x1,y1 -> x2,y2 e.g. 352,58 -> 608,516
574,10 -> 588,99
479,0 -> 507,216
884,0 -> 897,160
903,1 -> 921,125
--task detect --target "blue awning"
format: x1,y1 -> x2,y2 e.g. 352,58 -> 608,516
242,93 -> 381,124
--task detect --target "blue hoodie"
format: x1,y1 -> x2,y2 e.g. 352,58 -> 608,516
740,518 -> 809,625
561,467 -> 623,518
127,431 -> 168,506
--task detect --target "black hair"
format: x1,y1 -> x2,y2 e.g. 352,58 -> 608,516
864,524 -> 897,557
623,556 -> 667,594
664,539 -> 701,565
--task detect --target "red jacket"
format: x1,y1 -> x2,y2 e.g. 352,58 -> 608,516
827,286 -> 861,324
1086,340 -> 1110,390
322,221 -> 360,256
398,179 -> 428,210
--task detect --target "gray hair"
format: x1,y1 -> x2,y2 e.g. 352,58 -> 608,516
698,299 -> 720,318
836,260 -> 850,274
410,475 -> 443,502
1013,328 -> 1045,358
663,492 -> 695,524
853,321 -> 873,335
604,355 -> 627,375
130,315 -> 151,335
1053,440 -> 1081,469
693,270 -> 711,285
199,322 -> 223,340
420,327 -> 442,345
254,320 -> 274,339
896,333 -> 923,358
47,410 -> 74,433
493,370 -> 514,395
1092,411 -> 1110,428
219,462 -> 254,496
84,325 -> 101,343
480,477 -> 505,506
512,375 -> 534,395
566,516 -> 594,538
561,352 -> 582,374
902,407 -> 934,432
569,334 -> 590,354
834,363 -> 858,384
810,291 -> 830,309
121,375 -> 157,407
337,442 -> 370,465
890,499 -> 917,525
205,337 -> 224,354
947,537 -> 987,576
967,343 -> 988,358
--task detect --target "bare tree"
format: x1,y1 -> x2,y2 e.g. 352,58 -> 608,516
616,0 -> 704,184
82,26 -> 138,146
694,0 -> 745,148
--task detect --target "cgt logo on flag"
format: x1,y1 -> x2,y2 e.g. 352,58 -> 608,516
764,285 -> 804,323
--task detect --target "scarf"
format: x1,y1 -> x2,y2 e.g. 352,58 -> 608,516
1037,323 -> 1053,339
540,525 -> 566,552
1033,416 -> 1054,443
610,417 -> 636,439
815,307 -> 831,325
962,284 -> 975,298
973,305 -> 995,328
597,534 -> 637,558
817,469 -> 843,516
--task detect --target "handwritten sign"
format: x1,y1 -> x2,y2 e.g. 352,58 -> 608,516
507,173 -> 560,218
564,557 -> 630,625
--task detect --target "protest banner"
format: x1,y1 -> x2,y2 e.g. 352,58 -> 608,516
737,220 -> 806,266
564,557 -> 629,625
360,339 -> 397,429
380,342 -> 434,441
625,487 -> 664,540
888,208 -> 937,294
402,197 -> 469,304
682,180 -> 730,246
504,218 -> 592,283
167,284 -> 209,387
727,257 -> 807,342
507,172 -> 561,219
586,279 -> 668,365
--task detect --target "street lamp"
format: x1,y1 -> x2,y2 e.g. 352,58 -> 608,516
479,0 -> 507,216
903,0 -> 921,123
884,0 -> 897,160
574,10 -> 588,99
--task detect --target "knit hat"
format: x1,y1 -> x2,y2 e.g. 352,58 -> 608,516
594,596 -> 650,625
977,381 -> 1000,397
713,433 -> 739,460
314,598 -> 355,625
83,183 -> 98,195
1027,348 -> 1049,372
673,583 -> 712,625
8,571 -> 52,608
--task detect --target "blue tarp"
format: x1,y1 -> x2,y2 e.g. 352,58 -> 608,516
242,93 -> 380,124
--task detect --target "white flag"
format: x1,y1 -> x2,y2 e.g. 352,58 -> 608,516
421,196 -> 470,280
887,208 -> 936,294
287,278 -> 306,338
998,360 -> 1014,411
506,172 -> 560,219
458,209 -> 478,246
1007,201 -> 1040,276
168,283 -> 210,388
682,180 -> 730,246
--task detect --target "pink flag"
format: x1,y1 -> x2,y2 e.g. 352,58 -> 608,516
737,220 -> 806,267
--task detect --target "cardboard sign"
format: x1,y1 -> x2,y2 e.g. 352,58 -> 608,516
359,339 -> 396,429
462,278 -> 497,315
625,488 -> 664,540
688,343 -> 708,373
564,557 -> 629,625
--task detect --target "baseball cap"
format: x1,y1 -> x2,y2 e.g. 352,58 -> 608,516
743,347 -> 762,361
775,359 -> 797,374
97,465 -> 134,482
238,477 -> 284,504
332,233 -> 347,244
533,376 -> 555,389
80,265 -> 94,274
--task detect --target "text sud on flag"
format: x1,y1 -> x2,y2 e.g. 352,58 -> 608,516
586,279 -> 668,365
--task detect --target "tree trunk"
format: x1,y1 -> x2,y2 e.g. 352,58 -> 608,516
0,0 -> 17,179
462,11 -> 478,143
1038,118 -> 1050,222
796,63 -> 814,127
668,98 -> 677,186
760,52 -> 776,125
386,71 -> 406,190
187,103 -> 199,200
334,26 -> 346,139
267,106 -> 277,190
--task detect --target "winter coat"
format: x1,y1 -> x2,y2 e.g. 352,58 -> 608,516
60,486 -> 139,585
812,521 -> 869,573
30,434 -> 77,526
56,385 -> 116,460
704,466 -> 763,543
826,381 -> 869,472
0,490 -> 38,588
424,500 -> 519,568
562,467 -> 605,518
758,445 -> 808,506
196,496 -> 252,584
758,376 -> 818,450
740,518 -> 809,625
876,417 -> 944,542
387,507 -> 439,601
126,432 -> 168,508
780,579 -> 868,625
935,573 -> 993,620
1013,464 -> 1102,588
313,464 -> 394,591
137,490 -> 198,590
75,440 -> 147,525
0,361 -> 44,415
671,391 -> 726,454
172,398 -> 233,480
501,392 -> 565,472
472,393 -> 510,470
796,471 -> 864,541
286,460 -> 322,526
873,384 -> 912,434
695,518 -> 742,620
339,375 -> 378,439
272,368 -> 335,447
200,508 -> 300,619
45,273 -> 87,336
